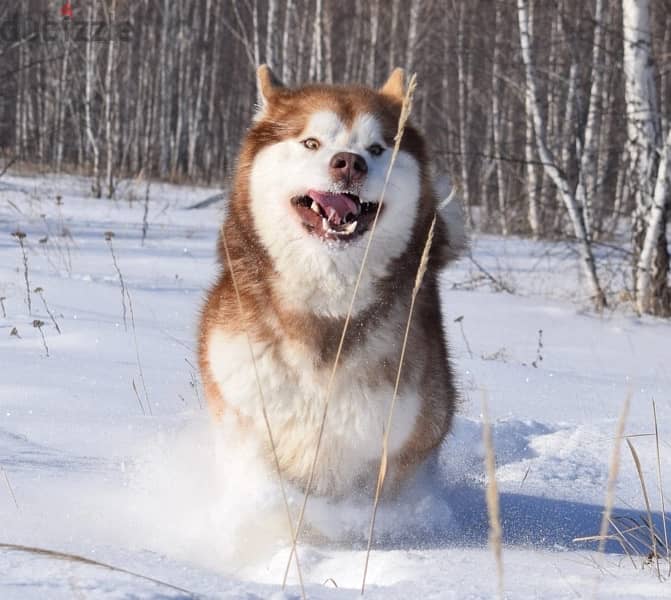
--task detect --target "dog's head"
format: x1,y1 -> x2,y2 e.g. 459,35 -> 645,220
230,66 -> 446,317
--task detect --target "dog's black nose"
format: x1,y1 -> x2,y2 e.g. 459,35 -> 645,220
329,152 -> 368,184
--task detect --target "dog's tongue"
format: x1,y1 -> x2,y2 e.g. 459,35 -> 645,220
309,191 -> 358,225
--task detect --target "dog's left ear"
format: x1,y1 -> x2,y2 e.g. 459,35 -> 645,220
256,64 -> 283,118
379,68 -> 405,102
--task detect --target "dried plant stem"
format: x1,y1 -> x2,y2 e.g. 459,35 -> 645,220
361,214 -> 436,595
132,379 -> 146,416
12,232 -> 31,315
104,233 -> 128,331
626,438 -> 661,578
283,73 -> 419,589
454,315 -> 473,358
0,297 -> 6,318
597,394 -> 630,558
651,399 -> 670,574
482,395 -> 504,600
531,329 -> 543,368
185,358 -> 203,410
35,288 -> 61,334
127,289 -> 151,416
220,227 -> 305,600
33,319 -> 49,357
2,467 -> 19,510
0,543 -> 195,597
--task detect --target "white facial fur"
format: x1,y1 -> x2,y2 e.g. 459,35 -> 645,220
249,110 -> 421,317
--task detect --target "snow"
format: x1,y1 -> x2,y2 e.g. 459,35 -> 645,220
1,172 -> 669,599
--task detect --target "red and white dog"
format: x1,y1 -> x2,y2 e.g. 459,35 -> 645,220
199,66 -> 463,497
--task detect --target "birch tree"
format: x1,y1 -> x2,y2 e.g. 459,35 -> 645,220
104,0 -> 118,197
518,0 -> 607,309
623,0 -> 671,315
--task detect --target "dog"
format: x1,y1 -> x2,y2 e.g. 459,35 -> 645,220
198,66 -> 463,498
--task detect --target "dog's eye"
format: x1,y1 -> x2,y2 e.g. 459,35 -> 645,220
302,138 -> 320,151
368,143 -> 385,156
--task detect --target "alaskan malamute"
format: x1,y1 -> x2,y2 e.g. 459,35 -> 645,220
199,66 -> 463,497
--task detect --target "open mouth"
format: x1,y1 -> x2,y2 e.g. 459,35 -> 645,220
291,190 -> 380,242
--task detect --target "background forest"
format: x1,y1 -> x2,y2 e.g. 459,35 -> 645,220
0,0 -> 670,315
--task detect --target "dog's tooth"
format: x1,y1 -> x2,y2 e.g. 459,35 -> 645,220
322,217 -> 329,230
343,221 -> 357,234
311,200 -> 320,214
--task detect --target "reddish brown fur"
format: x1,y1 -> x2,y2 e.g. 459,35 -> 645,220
198,71 -> 461,493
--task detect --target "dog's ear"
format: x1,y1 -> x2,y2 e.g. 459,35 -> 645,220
256,64 -> 283,118
379,68 -> 405,101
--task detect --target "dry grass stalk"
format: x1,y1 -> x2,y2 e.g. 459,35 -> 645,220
608,517 -> 640,569
596,394 -> 630,557
282,73 -> 419,589
185,358 -> 203,410
103,231 -> 150,414
626,438 -> 661,578
32,319 -> 49,357
482,395 -> 504,600
1,466 -> 19,510
104,231 -> 127,330
220,226 -> 306,599
0,543 -> 195,597
360,214 -> 436,595
34,287 -> 61,334
453,315 -> 474,358
651,399 -> 670,575
131,379 -> 146,416
0,296 -> 6,318
11,231 -> 31,315
126,287 -> 151,416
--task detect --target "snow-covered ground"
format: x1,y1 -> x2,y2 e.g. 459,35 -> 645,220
0,172 -> 669,599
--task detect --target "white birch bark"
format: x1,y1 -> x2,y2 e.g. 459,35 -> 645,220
524,0 -> 541,238
491,2 -> 507,235
405,0 -> 420,74
14,14 -> 24,158
281,0 -> 294,83
265,0 -> 277,70
55,35 -> 71,173
388,0 -> 400,69
367,0 -> 380,86
159,0 -> 171,176
205,1 -> 223,178
323,3 -> 333,83
636,128 -> 671,314
457,3 -> 471,226
187,0 -> 212,177
104,0 -> 117,197
623,0 -> 670,314
575,0 -> 606,237
623,0 -> 660,222
309,0 -> 323,81
518,0 -> 607,309
252,0 -> 261,67
85,2 -> 101,198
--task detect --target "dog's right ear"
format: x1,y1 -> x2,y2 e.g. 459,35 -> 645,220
256,64 -> 283,119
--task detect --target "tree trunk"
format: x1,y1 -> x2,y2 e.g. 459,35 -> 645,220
575,0 -> 606,238
518,0 -> 607,310
623,0 -> 670,315
85,2 -> 101,198
104,0 -> 117,197
635,128 -> 671,315
281,0 -> 294,83
491,2 -> 507,235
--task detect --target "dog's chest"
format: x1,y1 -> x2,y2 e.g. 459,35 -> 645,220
206,325 -> 421,493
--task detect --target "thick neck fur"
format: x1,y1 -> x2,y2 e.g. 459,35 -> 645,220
217,168 -> 445,367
